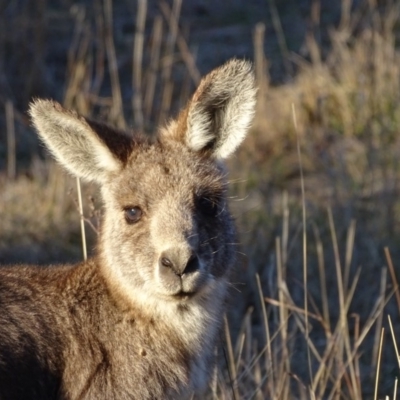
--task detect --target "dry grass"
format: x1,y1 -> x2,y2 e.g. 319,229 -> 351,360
1,0 -> 400,398
0,162 -> 99,264
216,3 -> 400,398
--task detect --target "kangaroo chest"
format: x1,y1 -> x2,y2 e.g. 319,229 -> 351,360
61,315 -> 200,399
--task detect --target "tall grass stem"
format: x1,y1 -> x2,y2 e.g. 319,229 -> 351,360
76,177 -> 87,261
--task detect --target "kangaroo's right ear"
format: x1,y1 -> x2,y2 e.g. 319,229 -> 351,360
29,100 -> 133,182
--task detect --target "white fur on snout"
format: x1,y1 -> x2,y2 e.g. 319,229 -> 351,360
154,255 -> 210,297
149,197 -> 204,295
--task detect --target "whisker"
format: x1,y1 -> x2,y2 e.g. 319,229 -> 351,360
226,282 -> 242,293
227,177 -> 248,184
200,236 -> 219,246
228,194 -> 250,202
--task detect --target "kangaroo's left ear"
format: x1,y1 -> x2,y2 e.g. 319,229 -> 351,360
160,59 -> 257,159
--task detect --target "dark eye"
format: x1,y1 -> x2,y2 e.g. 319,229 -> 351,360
197,197 -> 219,217
124,206 -> 143,224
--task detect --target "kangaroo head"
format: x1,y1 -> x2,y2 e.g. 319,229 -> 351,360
29,59 -> 256,316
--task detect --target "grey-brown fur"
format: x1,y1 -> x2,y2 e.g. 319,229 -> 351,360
0,59 -> 256,399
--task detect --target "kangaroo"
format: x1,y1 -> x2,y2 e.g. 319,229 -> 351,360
0,59 -> 256,399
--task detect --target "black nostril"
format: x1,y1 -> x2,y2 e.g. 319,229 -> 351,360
159,251 -> 199,277
161,257 -> 173,268
183,255 -> 199,275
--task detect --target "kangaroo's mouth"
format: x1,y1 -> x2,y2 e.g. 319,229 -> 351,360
172,290 -> 196,300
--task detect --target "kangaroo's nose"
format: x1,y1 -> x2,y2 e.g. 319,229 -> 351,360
159,250 -> 199,276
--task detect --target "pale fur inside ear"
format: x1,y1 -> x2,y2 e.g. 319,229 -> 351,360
29,100 -> 122,182
185,59 -> 257,159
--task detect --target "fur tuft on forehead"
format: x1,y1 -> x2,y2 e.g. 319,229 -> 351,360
122,139 -> 226,195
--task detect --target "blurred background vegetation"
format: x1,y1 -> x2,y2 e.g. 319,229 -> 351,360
1,0 -> 400,398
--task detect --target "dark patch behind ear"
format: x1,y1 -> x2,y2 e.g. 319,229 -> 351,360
85,119 -> 135,165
